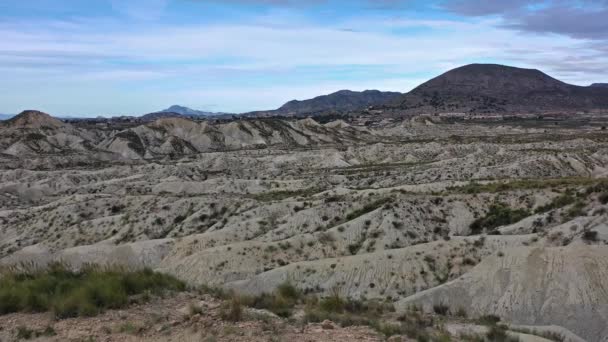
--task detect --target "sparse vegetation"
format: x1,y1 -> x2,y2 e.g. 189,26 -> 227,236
535,193 -> 576,213
449,177 -> 606,194
345,198 -> 392,221
250,188 -> 321,202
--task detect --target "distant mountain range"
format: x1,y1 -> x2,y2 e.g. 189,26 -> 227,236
140,105 -> 234,121
5,64 -> 608,121
246,90 -> 402,117
0,114 -> 14,120
389,64 -> 608,115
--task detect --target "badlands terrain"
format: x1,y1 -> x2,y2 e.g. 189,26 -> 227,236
1,109 -> 608,341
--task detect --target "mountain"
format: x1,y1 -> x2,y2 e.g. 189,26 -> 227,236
590,83 -> 608,88
390,64 -> 608,115
141,105 -> 234,121
161,105 -> 215,116
2,110 -> 65,129
0,114 -> 14,121
247,89 -> 402,117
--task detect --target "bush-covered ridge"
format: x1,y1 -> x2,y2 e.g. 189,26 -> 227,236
0,264 -> 185,318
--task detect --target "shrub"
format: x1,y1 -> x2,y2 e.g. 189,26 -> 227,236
478,314 -> 501,325
0,264 -> 185,318
320,290 -> 346,313
486,324 -> 519,342
220,295 -> 243,322
535,194 -> 575,213
433,303 -> 449,316
345,198 -> 392,221
247,282 -> 301,317
470,203 -> 530,235
277,282 -> 299,300
348,243 -> 362,255
582,230 -> 599,242
564,200 -> 586,220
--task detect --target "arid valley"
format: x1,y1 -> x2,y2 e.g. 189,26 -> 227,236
2,72 -> 608,341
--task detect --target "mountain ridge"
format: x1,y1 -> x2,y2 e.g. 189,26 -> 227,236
246,89 -> 402,117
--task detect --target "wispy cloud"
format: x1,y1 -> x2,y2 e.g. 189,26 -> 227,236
0,0 -> 607,115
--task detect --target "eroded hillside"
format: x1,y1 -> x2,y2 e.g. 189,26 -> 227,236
2,112 -> 608,341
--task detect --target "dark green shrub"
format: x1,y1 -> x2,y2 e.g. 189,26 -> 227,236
478,314 -> 501,325
247,282 -> 301,317
320,292 -> 346,313
470,203 -> 530,234
582,230 -> 599,242
433,303 -> 449,315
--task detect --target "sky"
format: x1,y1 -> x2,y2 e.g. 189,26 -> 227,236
1,0 -> 607,116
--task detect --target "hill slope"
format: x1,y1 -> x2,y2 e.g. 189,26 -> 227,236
396,246 -> 608,342
390,64 -> 608,115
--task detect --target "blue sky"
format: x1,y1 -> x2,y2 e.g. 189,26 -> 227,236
1,0 -> 607,116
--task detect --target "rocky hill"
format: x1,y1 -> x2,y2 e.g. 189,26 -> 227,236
2,110 -> 66,129
389,64 -> 608,115
591,83 -> 608,89
248,90 -> 402,117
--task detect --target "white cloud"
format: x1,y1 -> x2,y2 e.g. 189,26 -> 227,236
0,9 -> 606,115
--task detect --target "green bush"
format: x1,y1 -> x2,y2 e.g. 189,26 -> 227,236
470,203 -> 530,234
320,292 -> 346,313
0,264 -> 185,318
486,324 -> 519,342
246,282 -> 302,317
535,194 -> 575,213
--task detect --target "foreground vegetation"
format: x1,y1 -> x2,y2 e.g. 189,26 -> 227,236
0,264 -> 185,318
0,263 -> 566,341
210,282 -> 561,342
